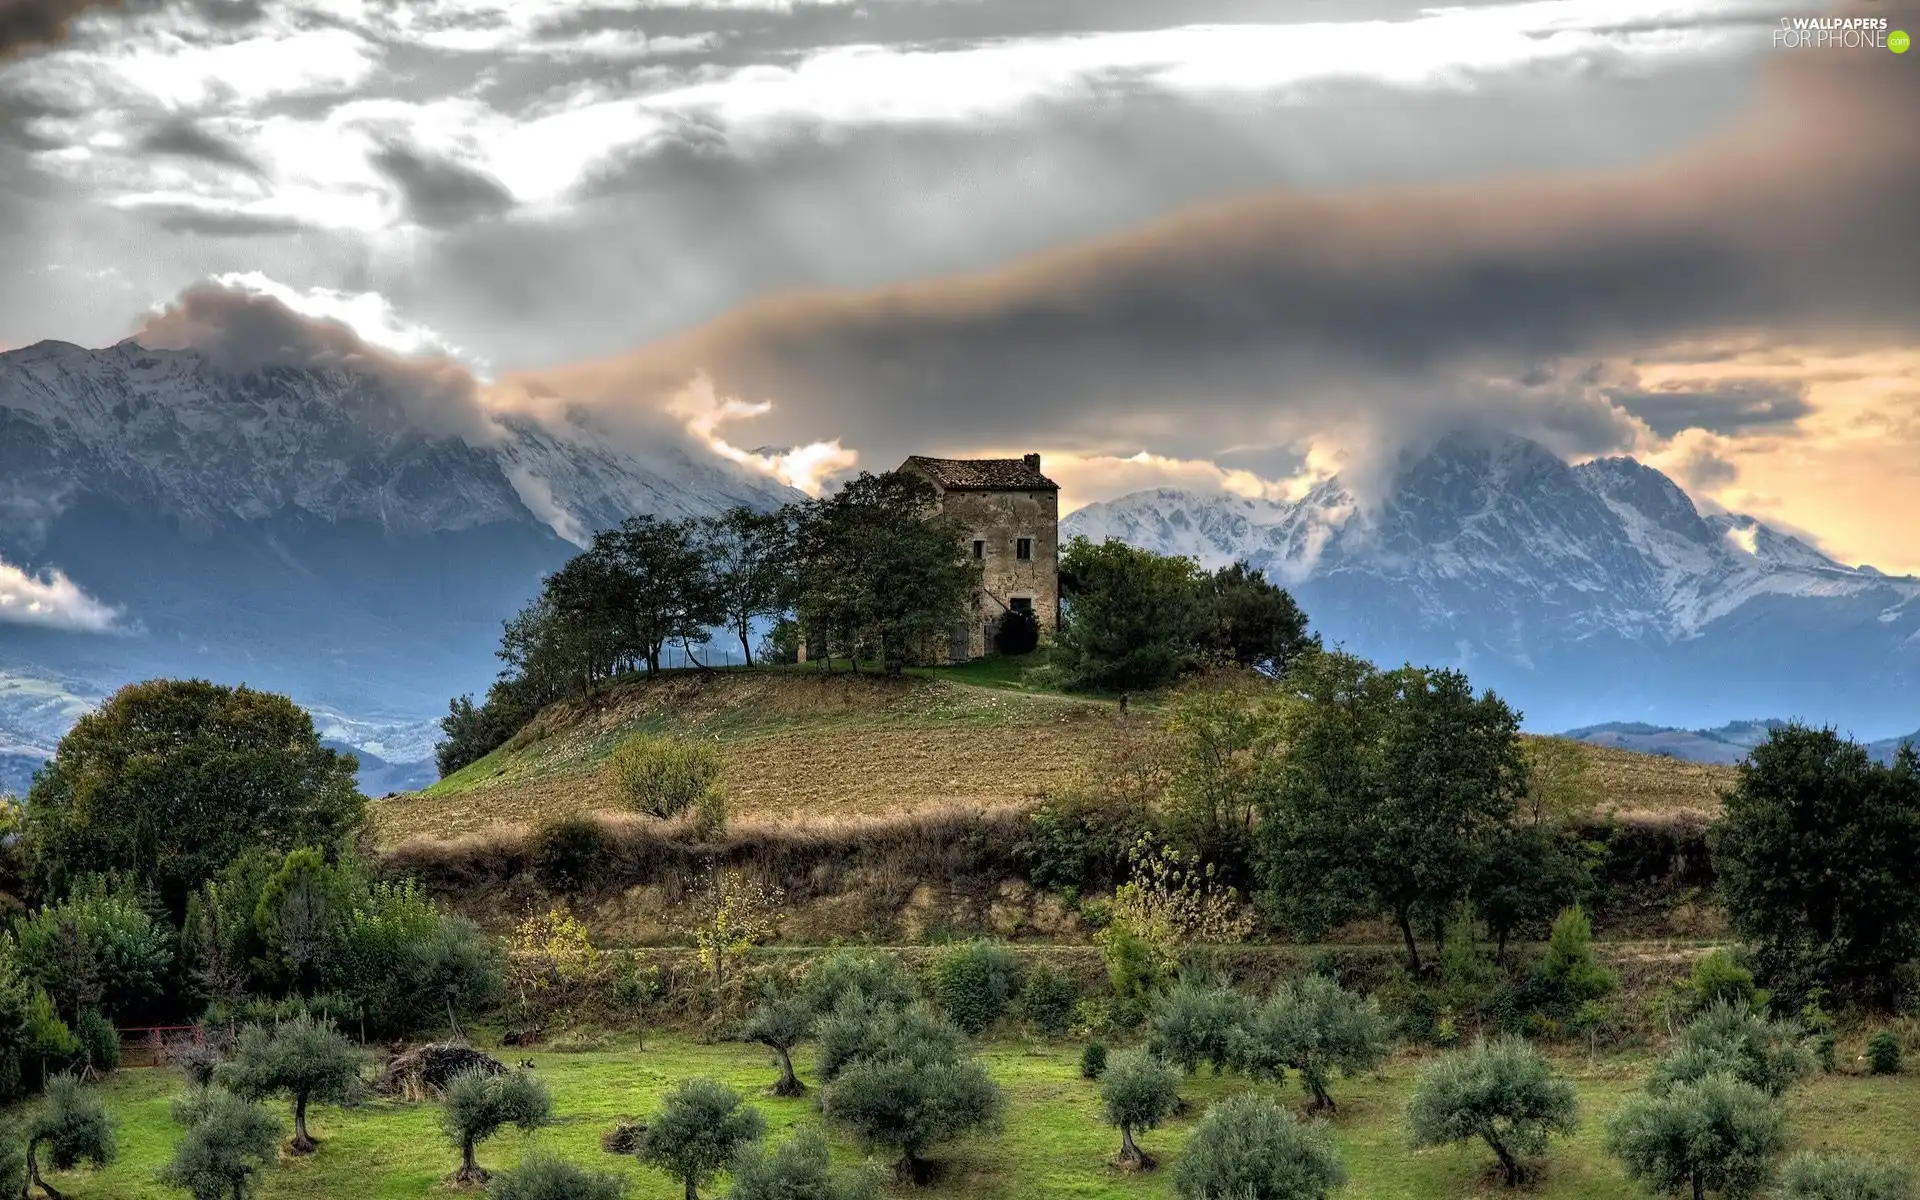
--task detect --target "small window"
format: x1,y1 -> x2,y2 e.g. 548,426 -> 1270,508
972,539 -> 985,560
1016,537 -> 1033,561
1010,597 -> 1033,614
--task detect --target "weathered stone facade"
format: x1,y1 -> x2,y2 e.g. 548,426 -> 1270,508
899,453 -> 1060,661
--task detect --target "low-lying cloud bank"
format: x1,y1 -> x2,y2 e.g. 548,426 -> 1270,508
0,555 -> 120,632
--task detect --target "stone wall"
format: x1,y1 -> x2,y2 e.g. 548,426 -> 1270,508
937,487 -> 1060,658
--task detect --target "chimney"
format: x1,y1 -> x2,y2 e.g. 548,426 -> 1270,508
1024,452 -> 1041,472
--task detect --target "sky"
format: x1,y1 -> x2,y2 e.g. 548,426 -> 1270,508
1,0 -> 1917,571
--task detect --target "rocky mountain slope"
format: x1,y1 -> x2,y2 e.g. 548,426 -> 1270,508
1064,432 -> 1920,734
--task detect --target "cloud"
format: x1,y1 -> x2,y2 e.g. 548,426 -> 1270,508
369,141 -> 515,227
1608,379 -> 1813,437
0,556 -> 120,632
0,0 -> 120,61
136,116 -> 263,174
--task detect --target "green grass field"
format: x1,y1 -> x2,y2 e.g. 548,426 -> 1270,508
27,1036 -> 1918,1199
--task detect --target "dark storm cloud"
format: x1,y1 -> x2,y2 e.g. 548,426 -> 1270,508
1609,381 -> 1814,438
144,207 -> 311,237
506,40 -> 1919,477
0,0 -> 120,60
137,118 -> 263,175
370,143 -> 515,229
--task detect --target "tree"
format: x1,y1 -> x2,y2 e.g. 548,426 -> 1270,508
22,680 -> 366,913
1531,905 -> 1617,1021
1256,651 -> 1531,974
23,1074 -> 115,1200
1407,1036 -> 1578,1186
796,950 -> 914,1016
1233,974 -> 1390,1113
1162,681 -> 1269,866
1607,1073 -> 1786,1199
158,1087 -> 282,1200
1774,1152 -> 1915,1200
1099,1048 -> 1179,1170
1712,727 -> 1920,1005
440,1068 -> 552,1185
220,1016 -> 362,1154
487,1154 -> 628,1200
253,847 -> 349,995
638,1078 -> 765,1200
608,735 -> 725,822
1054,536 -> 1206,691
1147,978 -> 1243,1075
814,1000 -> 962,1086
930,940 -> 1020,1036
702,507 -> 797,668
595,514 -> 723,676
820,1053 -> 1001,1185
12,878 -> 174,1021
726,1125 -> 881,1200
1172,1093 -> 1345,1200
737,988 -> 815,1097
1648,1003 -> 1813,1100
1199,561 -> 1317,676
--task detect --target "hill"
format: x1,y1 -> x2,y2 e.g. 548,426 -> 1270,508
372,668 -> 1734,846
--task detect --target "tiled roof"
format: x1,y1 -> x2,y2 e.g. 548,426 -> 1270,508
902,455 -> 1059,491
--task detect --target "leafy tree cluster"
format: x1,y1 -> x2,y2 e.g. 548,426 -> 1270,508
1054,538 -> 1317,692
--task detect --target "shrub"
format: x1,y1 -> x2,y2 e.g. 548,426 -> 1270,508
1775,1152 -> 1915,1200
1650,1002 -> 1814,1099
12,879 -> 175,1020
1866,1031 -> 1902,1075
1099,1048 -> 1179,1169
73,1009 -> 118,1075
1687,950 -> 1769,1015
1073,1041 -> 1105,1081
0,1126 -> 22,1199
1607,1073 -> 1785,1199
821,1054 -> 1001,1185
158,1087 -> 281,1200
727,1125 -> 882,1200
1172,1093 -> 1345,1200
1233,975 -> 1390,1113
637,1078 -> 765,1200
681,869 -> 782,988
529,816 -> 616,893
441,1068 -> 552,1185
488,1153 -> 628,1200
219,1016 -> 362,1155
736,990 -> 816,1097
1407,1036 -> 1579,1186
607,733 -> 724,821
23,1075 -> 116,1194
993,608 -> 1040,656
1018,964 -> 1079,1038
1533,905 -> 1617,1018
798,950 -> 914,1015
931,940 -> 1021,1035
509,909 -> 603,1002
1147,978 -> 1242,1075
1094,922 -> 1162,1024
164,1034 -> 227,1088
815,999 -> 961,1085
1014,781 -> 1153,895
1436,907 -> 1502,1014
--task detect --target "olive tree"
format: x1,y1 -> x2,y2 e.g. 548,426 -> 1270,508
1147,978 -> 1243,1075
1406,1036 -> 1578,1187
1774,1152 -> 1915,1200
220,1017 -> 362,1154
23,1074 -> 116,1200
1648,1003 -> 1814,1100
736,990 -> 815,1097
1606,1073 -> 1785,1199
638,1078 -> 765,1200
440,1069 -> 552,1185
727,1126 -> 882,1200
158,1087 -> 282,1200
1099,1049 -> 1179,1170
1172,1093 -> 1344,1200
487,1154 -> 627,1200
1234,975 -> 1390,1114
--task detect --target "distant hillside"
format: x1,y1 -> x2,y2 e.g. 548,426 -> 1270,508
1566,719 -> 1919,766
372,668 -> 1735,847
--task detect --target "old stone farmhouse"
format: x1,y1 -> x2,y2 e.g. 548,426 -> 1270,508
899,453 -> 1060,661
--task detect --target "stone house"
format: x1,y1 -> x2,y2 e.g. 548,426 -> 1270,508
899,453 -> 1060,661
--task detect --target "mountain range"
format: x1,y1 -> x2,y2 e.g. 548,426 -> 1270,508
0,338 -> 796,795
1063,432 -> 1920,737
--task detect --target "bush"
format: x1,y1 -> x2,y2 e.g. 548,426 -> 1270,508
1775,1152 -> 1915,1200
815,1000 -> 961,1085
993,608 -> 1040,656
607,733 -> 724,821
1095,922 -> 1162,1025
1099,1048 -> 1179,1169
73,1010 -> 118,1075
1147,978 -> 1242,1075
1081,1041 -> 1108,1080
1014,779 -> 1154,895
931,941 -> 1021,1036
1607,1073 -> 1785,1200
798,951 -> 914,1016
1018,964 -> 1079,1038
1233,975 -> 1390,1113
488,1153 -> 627,1200
158,1087 -> 281,1200
1649,1002 -> 1814,1099
441,1068 -> 552,1185
727,1125 -> 882,1200
1407,1036 -> 1579,1186
22,1074 -> 116,1195
0,1126 -> 22,1199
219,1016 -> 362,1155
1866,1031 -> 1902,1075
637,1078 -> 765,1200
1533,905 -> 1616,1018
12,878 -> 175,1020
1687,950 -> 1769,1015
1172,1093 -> 1344,1200
529,816 -> 616,893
